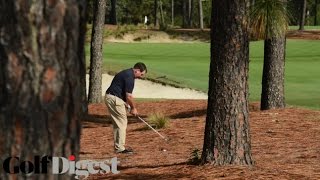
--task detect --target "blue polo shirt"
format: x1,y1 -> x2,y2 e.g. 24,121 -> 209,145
106,68 -> 135,102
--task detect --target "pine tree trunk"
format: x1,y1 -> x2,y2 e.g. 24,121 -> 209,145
182,0 -> 187,28
315,0 -> 318,26
88,0 -> 107,103
261,37 -> 286,110
79,1 -> 89,115
198,0 -> 204,29
0,0 -> 86,179
299,0 -> 307,30
201,0 -> 253,165
154,0 -> 159,27
110,0 -> 117,25
188,0 -> 193,27
159,0 -> 165,28
172,0 -> 175,26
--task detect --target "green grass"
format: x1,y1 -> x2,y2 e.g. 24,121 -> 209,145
85,40 -> 320,109
86,43 -> 210,89
250,40 -> 320,109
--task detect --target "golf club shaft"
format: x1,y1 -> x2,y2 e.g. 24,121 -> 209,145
137,116 -> 167,140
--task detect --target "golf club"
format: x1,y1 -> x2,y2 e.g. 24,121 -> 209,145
137,116 -> 169,142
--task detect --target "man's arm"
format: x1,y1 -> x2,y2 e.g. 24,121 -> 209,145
126,92 -> 138,116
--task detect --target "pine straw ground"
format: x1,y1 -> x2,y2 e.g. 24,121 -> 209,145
80,100 -> 320,179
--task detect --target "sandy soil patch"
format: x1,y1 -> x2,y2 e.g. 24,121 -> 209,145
103,28 -> 320,43
105,30 -> 197,43
86,74 -> 207,99
286,30 -> 320,40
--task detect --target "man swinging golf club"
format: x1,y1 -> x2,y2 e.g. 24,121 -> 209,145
105,62 -> 147,154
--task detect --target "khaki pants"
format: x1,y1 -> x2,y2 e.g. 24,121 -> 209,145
105,94 -> 127,152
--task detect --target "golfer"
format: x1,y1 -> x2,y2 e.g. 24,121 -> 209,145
105,62 -> 147,154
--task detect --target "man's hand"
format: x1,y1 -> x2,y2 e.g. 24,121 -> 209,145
126,93 -> 138,116
125,104 -> 131,111
130,107 -> 138,116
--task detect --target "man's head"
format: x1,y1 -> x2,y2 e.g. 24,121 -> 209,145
133,62 -> 147,79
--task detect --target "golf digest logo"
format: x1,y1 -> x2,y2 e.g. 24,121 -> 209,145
2,155 -> 120,179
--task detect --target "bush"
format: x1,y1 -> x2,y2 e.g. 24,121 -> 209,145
187,148 -> 202,165
147,112 -> 170,129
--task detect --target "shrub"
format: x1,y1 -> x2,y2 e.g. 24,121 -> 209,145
147,112 -> 170,129
187,148 -> 202,165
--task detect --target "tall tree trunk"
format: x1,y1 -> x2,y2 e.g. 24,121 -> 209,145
154,0 -> 159,27
261,37 -> 286,110
159,0 -> 166,29
198,0 -> 204,29
88,0 -> 107,103
182,0 -> 187,28
315,0 -> 318,26
172,0 -> 175,26
188,0 -> 193,27
201,0 -> 253,165
79,1 -> 89,114
0,0 -> 86,179
110,0 -> 117,25
251,0 -> 255,6
299,0 -> 307,30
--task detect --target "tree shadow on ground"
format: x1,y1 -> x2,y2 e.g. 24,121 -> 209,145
167,102 -> 261,120
82,114 -> 112,124
170,109 -> 206,119
119,161 -> 187,170
79,151 -> 94,155
95,173 -> 190,180
94,162 -> 194,180
83,103 -> 261,126
104,172 -> 191,180
82,114 -> 149,125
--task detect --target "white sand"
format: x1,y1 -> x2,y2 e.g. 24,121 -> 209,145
86,74 -> 207,99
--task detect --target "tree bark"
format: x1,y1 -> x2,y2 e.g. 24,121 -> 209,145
88,0 -> 107,103
172,0 -> 175,26
159,0 -> 166,29
188,0 -> 193,27
182,0 -> 187,28
315,0 -> 318,26
0,0 -> 86,179
154,0 -> 159,27
251,0 -> 255,6
261,37 -> 286,110
110,0 -> 117,25
201,0 -> 253,165
299,0 -> 307,30
198,0 -> 204,29
80,1 -> 88,115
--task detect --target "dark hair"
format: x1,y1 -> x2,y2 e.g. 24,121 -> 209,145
133,62 -> 147,73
